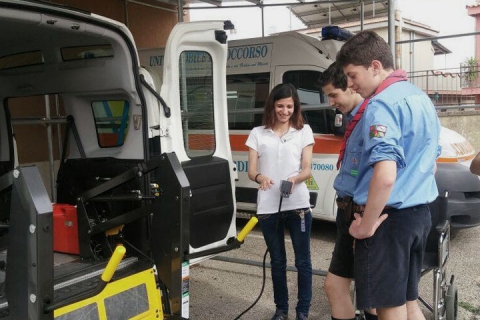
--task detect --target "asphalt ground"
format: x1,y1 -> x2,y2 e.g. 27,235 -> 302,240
188,219 -> 480,320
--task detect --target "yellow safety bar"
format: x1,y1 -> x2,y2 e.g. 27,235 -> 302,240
45,245 -> 128,314
101,245 -> 126,282
237,216 -> 258,242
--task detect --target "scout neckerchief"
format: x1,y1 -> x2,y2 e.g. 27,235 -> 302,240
336,69 -> 408,170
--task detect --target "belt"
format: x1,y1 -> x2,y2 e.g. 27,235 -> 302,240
336,197 -> 393,216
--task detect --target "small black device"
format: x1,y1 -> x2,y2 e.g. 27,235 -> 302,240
280,180 -> 293,198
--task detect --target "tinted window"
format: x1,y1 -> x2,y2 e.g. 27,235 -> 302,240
0,51 -> 44,70
91,100 -> 130,147
226,73 -> 270,130
62,45 -> 113,61
283,70 -> 336,134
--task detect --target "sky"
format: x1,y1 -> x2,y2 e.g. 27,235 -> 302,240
188,0 -> 477,69
399,0 -> 476,69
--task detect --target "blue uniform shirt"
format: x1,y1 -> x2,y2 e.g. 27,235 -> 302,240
333,100 -> 364,198
353,81 -> 441,208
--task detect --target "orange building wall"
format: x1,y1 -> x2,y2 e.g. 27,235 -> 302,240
50,0 -> 184,49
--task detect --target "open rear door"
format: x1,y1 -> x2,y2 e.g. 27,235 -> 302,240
160,21 -> 237,259
0,107 -> 13,223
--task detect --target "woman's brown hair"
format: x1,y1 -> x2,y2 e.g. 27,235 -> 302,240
262,83 -> 304,130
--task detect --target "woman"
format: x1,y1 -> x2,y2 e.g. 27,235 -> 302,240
246,83 -> 314,320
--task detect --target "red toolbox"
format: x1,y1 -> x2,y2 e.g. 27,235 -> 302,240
53,203 -> 79,255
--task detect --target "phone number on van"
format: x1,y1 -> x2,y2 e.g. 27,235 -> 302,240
311,163 -> 335,171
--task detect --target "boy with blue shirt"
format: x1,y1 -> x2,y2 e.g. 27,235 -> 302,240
336,31 -> 441,320
317,62 -> 377,320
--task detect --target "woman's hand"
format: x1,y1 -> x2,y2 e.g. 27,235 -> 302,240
287,176 -> 297,193
258,175 -> 274,191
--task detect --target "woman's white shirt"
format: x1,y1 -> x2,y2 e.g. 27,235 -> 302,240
246,124 -> 315,214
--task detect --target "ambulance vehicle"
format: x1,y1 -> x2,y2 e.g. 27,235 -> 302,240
139,28 -> 480,229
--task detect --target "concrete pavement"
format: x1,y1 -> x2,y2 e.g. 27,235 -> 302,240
188,219 -> 480,320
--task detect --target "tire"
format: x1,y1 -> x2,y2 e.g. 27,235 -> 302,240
445,283 -> 458,320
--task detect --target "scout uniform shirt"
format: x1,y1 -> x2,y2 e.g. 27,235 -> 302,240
353,81 -> 441,208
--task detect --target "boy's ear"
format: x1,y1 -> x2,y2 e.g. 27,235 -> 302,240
371,60 -> 383,74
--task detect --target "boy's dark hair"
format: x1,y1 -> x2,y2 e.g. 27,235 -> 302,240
336,30 -> 394,70
262,83 -> 304,130
316,61 -> 348,91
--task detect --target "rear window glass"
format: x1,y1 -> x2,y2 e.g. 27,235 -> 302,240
61,45 -> 114,61
179,50 -> 216,158
91,100 -> 130,148
0,51 -> 44,70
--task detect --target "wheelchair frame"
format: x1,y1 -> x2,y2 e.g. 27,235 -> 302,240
419,193 -> 458,320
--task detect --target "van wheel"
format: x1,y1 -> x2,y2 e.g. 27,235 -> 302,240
445,283 -> 458,320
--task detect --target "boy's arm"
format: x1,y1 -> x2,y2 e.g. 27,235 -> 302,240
349,160 -> 393,239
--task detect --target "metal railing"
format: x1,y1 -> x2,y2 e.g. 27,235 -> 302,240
407,67 -> 479,108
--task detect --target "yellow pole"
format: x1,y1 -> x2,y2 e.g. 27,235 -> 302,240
101,245 -> 126,282
237,217 -> 258,242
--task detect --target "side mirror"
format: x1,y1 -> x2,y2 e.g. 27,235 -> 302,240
333,110 -> 346,136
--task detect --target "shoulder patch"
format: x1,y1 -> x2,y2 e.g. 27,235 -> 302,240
369,125 -> 387,139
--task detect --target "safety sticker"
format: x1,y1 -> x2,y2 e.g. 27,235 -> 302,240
369,124 -> 387,139
305,175 -> 319,190
182,261 -> 190,318
182,293 -> 190,318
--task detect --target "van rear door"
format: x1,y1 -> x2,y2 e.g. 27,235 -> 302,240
157,21 -> 237,258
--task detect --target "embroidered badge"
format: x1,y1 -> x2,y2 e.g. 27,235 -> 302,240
352,158 -> 358,165
369,125 -> 387,139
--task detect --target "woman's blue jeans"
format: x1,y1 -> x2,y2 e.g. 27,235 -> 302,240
258,209 -> 312,315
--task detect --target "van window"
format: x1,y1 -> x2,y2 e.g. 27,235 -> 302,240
180,51 -> 216,157
61,45 -> 114,61
283,70 -> 335,134
0,107 -> 9,162
0,51 -> 44,70
91,100 -> 130,147
226,73 -> 270,129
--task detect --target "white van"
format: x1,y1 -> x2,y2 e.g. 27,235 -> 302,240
0,1 -> 240,318
139,29 -> 480,229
